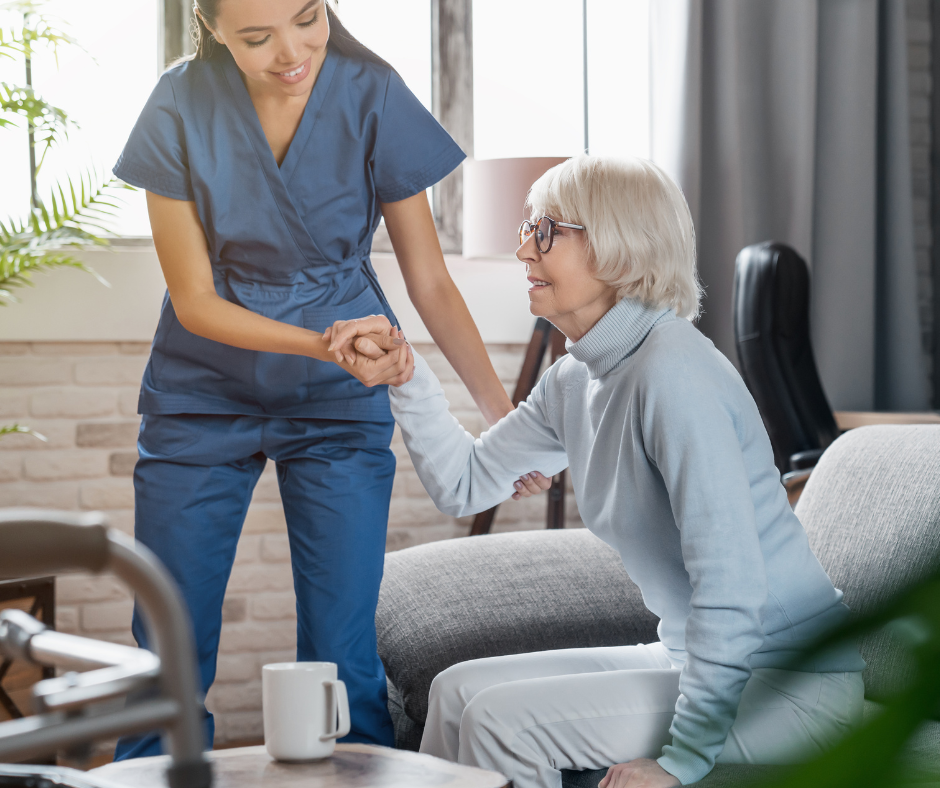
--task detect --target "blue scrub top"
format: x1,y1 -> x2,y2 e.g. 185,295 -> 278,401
114,46 -> 465,421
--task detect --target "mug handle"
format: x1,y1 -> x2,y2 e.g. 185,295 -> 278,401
320,679 -> 351,741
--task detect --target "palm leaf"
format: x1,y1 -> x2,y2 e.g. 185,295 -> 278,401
0,170 -> 131,303
760,572 -> 940,788
0,2 -> 82,64
0,423 -> 46,442
0,82 -> 73,174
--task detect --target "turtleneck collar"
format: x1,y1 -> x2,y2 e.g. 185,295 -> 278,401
566,298 -> 676,379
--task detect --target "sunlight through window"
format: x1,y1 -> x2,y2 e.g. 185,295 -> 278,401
0,0 -> 159,236
472,0 -> 651,161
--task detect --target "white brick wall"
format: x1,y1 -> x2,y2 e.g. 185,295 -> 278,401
0,339 -> 582,745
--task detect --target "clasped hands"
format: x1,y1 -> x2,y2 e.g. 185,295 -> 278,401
323,314 -> 551,501
323,314 -> 415,388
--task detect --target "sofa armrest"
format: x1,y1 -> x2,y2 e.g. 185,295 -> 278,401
782,469 -> 812,507
376,529 -> 659,725
834,411 -> 940,431
789,448 -> 823,471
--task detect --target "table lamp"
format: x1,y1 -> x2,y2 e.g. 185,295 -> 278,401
462,157 -> 569,258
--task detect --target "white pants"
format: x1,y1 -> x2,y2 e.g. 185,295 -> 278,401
419,643 -> 864,788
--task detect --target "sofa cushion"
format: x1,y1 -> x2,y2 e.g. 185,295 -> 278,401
386,679 -> 423,752
376,529 -> 660,724
795,426 -> 940,702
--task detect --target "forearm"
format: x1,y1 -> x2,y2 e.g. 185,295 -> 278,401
646,386 -> 768,783
149,192 -> 335,364
381,192 -> 513,425
175,291 -> 333,361
411,278 -> 513,425
390,350 -> 567,516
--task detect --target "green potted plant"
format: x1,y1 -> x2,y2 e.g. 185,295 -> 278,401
0,0 -> 132,442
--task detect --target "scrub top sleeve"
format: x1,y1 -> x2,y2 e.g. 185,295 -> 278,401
113,73 -> 195,202
372,72 -> 466,204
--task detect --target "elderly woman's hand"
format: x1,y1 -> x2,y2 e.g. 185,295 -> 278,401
511,471 -> 553,500
599,759 -> 680,788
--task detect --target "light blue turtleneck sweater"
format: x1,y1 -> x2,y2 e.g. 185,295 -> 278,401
388,297 -> 863,785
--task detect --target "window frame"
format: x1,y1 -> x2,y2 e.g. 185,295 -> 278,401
159,0 -> 472,254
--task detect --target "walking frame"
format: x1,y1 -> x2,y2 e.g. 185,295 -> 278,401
0,509 -> 212,788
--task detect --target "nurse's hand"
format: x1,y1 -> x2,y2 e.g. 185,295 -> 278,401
337,334 -> 414,388
324,315 -> 400,364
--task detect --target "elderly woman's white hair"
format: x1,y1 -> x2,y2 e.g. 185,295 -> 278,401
526,155 -> 702,320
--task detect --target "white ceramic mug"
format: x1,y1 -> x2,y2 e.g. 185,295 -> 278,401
262,662 -> 350,762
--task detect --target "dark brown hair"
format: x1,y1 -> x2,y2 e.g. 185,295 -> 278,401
192,0 -> 392,69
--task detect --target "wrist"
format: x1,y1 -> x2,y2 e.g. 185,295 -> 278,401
305,331 -> 334,363
480,394 -> 514,426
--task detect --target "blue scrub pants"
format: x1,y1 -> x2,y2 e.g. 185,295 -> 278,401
114,413 -> 396,760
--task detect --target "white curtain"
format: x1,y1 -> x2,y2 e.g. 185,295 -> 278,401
649,0 -> 929,411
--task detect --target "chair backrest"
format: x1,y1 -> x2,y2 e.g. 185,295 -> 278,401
795,425 -> 940,702
733,242 -> 840,471
376,529 -> 659,725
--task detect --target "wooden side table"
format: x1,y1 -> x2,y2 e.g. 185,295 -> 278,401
91,743 -> 509,788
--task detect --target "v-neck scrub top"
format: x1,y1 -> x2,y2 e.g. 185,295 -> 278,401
114,47 -> 465,421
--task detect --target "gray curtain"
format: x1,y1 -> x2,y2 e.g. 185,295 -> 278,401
650,0 -> 929,411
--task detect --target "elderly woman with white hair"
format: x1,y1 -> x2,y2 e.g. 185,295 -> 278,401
326,156 -> 864,788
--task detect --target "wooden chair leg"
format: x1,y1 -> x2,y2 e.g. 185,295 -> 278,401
547,470 -> 566,529
470,320 -> 569,536
546,325 -> 568,529
511,318 -> 555,406
469,508 -> 498,537
470,319 -> 554,535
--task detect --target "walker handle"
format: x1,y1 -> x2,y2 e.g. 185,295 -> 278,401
0,509 -> 110,579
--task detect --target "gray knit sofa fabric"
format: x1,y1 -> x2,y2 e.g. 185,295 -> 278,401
376,425 -> 940,786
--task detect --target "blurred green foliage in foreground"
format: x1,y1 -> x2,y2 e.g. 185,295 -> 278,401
760,571 -> 940,788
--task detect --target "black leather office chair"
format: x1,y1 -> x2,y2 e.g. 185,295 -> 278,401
732,242 -> 840,476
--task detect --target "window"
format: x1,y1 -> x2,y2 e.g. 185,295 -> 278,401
335,0 -> 432,112
333,0 -> 434,217
472,0 -> 651,161
585,0 -> 650,158
0,0 -> 160,237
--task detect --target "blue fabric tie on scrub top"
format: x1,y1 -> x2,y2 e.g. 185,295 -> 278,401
114,46 -> 465,421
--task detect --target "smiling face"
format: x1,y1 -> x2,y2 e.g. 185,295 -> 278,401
517,218 -> 619,342
203,0 -> 330,97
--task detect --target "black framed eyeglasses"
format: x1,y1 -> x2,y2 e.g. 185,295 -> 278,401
518,216 -> 585,253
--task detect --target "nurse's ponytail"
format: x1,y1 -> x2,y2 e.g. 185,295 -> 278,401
325,3 -> 395,73
192,1 -> 219,61
190,0 -> 395,72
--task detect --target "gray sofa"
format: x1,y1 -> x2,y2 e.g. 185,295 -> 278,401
376,425 -> 940,786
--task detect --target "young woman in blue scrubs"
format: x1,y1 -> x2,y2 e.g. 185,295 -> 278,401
111,0 -> 548,759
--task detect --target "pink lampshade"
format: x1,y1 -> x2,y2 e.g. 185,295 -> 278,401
462,157 -> 569,258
